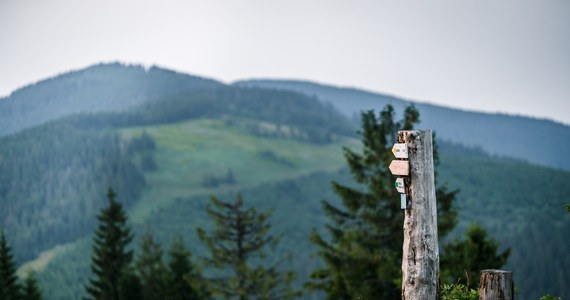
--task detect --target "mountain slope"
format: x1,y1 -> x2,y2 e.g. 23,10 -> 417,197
0,84 -> 355,263
234,79 -> 570,171
1,64 -> 568,299
0,63 -> 222,135
26,129 -> 570,300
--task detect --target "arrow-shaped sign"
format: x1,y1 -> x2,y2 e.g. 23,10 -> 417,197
392,143 -> 408,159
395,178 -> 405,193
389,160 -> 409,176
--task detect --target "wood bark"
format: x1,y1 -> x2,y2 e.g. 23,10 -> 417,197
400,130 -> 439,300
479,269 -> 513,300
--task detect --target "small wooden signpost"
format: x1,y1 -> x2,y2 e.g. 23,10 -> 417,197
389,160 -> 409,176
395,178 -> 405,194
392,143 -> 409,159
390,130 -> 439,300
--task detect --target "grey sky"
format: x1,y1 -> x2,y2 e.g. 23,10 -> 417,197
1,0 -> 569,124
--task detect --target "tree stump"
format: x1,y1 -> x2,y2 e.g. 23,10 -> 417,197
479,269 -> 513,300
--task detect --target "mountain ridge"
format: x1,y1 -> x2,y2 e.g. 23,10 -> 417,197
235,79 -> 570,171
0,62 -> 223,135
2,63 -> 569,171
0,69 -> 568,299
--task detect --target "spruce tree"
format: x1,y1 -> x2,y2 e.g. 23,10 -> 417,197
21,272 -> 42,300
135,231 -> 169,300
197,194 -> 300,300
441,223 -> 511,287
168,237 -> 204,300
0,230 -> 20,300
308,105 -> 458,299
85,188 -> 135,300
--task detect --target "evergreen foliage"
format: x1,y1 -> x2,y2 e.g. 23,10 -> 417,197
0,125 -> 146,262
21,272 -> 43,300
168,237 -> 206,300
0,230 -> 20,300
307,105 -> 458,299
197,194 -> 301,300
135,231 -> 169,300
441,223 -> 511,287
84,188 -> 135,300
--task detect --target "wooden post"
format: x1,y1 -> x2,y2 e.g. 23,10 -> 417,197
400,130 -> 439,300
479,270 -> 514,300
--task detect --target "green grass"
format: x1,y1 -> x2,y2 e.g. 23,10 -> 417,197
121,118 -> 358,222
17,244 -> 72,278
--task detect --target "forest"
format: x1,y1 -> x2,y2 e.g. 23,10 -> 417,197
0,65 -> 569,300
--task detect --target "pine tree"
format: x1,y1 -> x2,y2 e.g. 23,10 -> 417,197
21,272 -> 42,300
85,187 -> 135,300
0,230 -> 20,300
168,237 -> 205,300
197,194 -> 301,300
307,105 -> 458,299
135,231 -> 169,300
441,223 -> 511,288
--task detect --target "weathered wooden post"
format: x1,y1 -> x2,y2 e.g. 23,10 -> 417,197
479,269 -> 514,300
390,130 -> 439,300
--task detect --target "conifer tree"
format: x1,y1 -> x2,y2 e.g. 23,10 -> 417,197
135,231 -> 169,300
21,272 -> 42,300
0,230 -> 20,300
441,223 -> 511,287
308,105 -> 458,299
85,188 -> 135,300
197,194 -> 300,300
168,237 -> 205,300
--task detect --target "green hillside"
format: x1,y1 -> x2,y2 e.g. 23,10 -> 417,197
0,77 -> 568,299
7,114 -> 567,300
121,118 -> 358,223
23,118 -> 356,300
236,79 -> 570,171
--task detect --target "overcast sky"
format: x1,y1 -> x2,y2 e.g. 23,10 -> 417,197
1,0 -> 569,124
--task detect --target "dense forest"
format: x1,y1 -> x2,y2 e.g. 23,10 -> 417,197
0,64 -> 568,299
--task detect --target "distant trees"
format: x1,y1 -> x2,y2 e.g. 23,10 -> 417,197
84,188 -> 137,300
21,272 -> 42,300
197,195 -> 300,300
307,105 -> 458,299
0,126 -> 146,263
201,169 -> 236,188
135,232 -> 169,300
135,232 -> 207,300
0,230 -> 21,300
441,223 -> 511,287
167,238 -> 207,300
0,231 -> 45,300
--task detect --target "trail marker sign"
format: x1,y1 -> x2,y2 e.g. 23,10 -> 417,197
400,194 -> 407,209
389,160 -> 409,176
395,178 -> 405,193
392,143 -> 408,159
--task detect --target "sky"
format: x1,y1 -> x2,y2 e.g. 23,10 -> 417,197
1,0 -> 569,124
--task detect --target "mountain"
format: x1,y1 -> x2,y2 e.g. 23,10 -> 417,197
0,63 -> 222,135
10,110 -> 568,300
1,64 -> 568,299
234,79 -> 570,171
